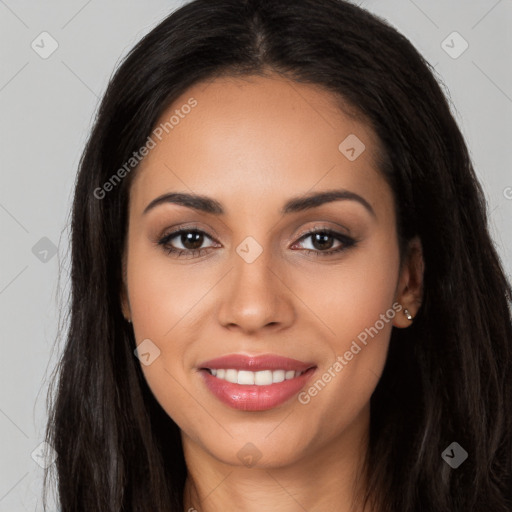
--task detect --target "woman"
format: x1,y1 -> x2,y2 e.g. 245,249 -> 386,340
43,0 -> 512,510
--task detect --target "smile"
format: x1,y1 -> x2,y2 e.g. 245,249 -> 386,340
198,354 -> 317,411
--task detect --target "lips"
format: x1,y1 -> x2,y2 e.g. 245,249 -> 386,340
198,354 -> 317,411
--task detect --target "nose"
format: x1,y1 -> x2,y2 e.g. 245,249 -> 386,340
217,245 -> 296,335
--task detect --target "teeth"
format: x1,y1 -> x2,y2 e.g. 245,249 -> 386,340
273,369 -> 285,383
225,369 -> 237,383
208,368 -> 304,385
238,370 -> 254,385
254,370 -> 272,385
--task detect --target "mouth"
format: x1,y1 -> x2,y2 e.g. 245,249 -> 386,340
197,354 -> 317,411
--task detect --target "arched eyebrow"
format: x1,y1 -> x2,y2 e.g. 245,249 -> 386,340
142,189 -> 376,218
281,190 -> 375,217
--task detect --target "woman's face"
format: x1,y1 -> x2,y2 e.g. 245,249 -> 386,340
122,74 -> 419,469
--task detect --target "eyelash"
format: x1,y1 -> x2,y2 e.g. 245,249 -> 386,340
157,226 -> 357,259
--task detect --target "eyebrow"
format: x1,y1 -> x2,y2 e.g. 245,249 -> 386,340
142,189 -> 375,217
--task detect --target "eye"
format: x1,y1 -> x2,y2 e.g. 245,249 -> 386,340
291,228 -> 356,257
157,228 -> 219,258
157,226 -> 356,259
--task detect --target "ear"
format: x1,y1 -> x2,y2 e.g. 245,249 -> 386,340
393,235 -> 424,328
120,251 -> 131,322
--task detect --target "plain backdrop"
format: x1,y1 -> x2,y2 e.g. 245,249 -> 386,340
0,1 -> 511,510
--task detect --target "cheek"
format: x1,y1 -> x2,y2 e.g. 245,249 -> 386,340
127,243 -> 211,341
126,246 -> 209,430
139,360 -> 206,441
126,245 -> 203,381
292,235 -> 400,347
293,237 -> 399,419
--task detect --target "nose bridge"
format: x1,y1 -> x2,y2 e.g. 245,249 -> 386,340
217,233 -> 293,332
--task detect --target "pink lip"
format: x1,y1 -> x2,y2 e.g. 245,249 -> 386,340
198,354 -> 315,372
198,354 -> 317,411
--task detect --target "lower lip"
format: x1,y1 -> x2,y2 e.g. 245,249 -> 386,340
200,368 -> 316,411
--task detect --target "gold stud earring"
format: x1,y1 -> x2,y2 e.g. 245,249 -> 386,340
403,308 -> 413,321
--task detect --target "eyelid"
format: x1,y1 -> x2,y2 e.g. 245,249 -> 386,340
294,223 -> 351,239
156,221 -> 216,240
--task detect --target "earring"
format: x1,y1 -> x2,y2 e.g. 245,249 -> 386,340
403,308 -> 413,321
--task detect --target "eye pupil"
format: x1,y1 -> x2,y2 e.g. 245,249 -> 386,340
312,232 -> 334,250
182,231 -> 203,250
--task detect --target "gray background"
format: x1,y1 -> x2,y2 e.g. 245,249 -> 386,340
1,1 -> 511,510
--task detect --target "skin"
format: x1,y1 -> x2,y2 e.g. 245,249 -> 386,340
121,73 -> 424,512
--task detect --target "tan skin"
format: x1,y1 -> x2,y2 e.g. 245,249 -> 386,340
121,73 -> 424,512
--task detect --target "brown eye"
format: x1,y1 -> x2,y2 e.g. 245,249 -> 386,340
178,231 -> 205,250
310,232 -> 336,251
292,228 -> 356,257
158,229 -> 218,258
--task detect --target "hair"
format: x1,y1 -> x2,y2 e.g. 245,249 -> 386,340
43,0 -> 512,510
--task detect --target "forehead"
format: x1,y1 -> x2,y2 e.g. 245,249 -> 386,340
129,74 -> 389,217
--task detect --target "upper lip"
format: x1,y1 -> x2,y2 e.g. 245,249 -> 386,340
198,354 -> 316,372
